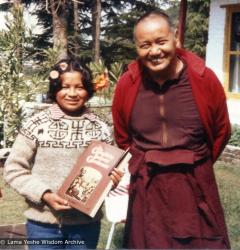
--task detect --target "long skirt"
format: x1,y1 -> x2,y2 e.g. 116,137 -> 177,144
123,156 -> 230,249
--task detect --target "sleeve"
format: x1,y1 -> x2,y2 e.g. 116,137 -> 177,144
112,76 -> 131,150
3,133 -> 52,204
209,71 -> 231,162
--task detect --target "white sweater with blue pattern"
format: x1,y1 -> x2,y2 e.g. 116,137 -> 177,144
4,104 -> 113,225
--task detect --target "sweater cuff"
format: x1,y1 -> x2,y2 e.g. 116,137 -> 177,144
30,183 -> 52,205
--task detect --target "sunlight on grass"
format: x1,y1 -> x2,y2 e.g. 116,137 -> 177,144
0,162 -> 239,249
215,161 -> 240,249
0,168 -> 27,225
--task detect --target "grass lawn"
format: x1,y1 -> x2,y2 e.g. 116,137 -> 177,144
0,161 -> 240,249
215,162 -> 240,249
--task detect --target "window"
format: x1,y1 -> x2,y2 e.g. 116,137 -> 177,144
224,6 -> 240,98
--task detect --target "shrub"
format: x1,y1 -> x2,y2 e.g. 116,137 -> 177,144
0,5 -> 48,147
229,124 -> 240,147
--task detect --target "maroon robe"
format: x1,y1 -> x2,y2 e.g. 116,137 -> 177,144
112,49 -> 231,249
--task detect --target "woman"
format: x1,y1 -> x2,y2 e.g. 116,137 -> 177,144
4,57 -> 122,249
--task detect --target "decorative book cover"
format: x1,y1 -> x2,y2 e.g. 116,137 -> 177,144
57,140 -> 131,218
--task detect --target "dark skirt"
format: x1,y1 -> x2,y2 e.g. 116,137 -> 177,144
123,150 -> 230,249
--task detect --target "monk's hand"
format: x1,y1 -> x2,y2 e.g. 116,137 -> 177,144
42,191 -> 71,211
109,168 -> 124,189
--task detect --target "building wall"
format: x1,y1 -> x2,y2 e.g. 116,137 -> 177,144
206,0 -> 240,125
206,0 -> 226,80
206,0 -> 240,79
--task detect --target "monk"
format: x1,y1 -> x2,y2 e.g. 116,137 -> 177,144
112,10 -> 231,249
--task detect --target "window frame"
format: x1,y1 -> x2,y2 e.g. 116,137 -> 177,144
223,5 -> 240,99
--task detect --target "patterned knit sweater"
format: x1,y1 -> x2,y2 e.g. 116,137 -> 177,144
4,104 -> 113,225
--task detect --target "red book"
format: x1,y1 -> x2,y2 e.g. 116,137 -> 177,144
58,140 -> 131,217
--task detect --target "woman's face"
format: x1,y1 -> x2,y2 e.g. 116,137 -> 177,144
56,71 -> 89,115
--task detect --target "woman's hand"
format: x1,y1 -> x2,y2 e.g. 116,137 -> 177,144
109,168 -> 124,189
42,191 -> 71,211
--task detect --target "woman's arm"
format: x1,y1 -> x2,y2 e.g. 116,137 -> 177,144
4,134 -> 52,204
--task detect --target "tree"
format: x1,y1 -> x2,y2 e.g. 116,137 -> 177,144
0,0 -> 210,61
184,0 -> 210,58
49,0 -> 68,59
72,0 -> 80,55
14,0 -> 21,5
101,0 -> 163,65
0,4 -> 47,147
92,0 -> 101,62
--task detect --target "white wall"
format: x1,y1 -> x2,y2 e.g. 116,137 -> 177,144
206,0 -> 240,125
206,0 -> 240,80
206,0 -> 226,81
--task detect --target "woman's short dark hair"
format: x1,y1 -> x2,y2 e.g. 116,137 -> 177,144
47,57 -> 94,102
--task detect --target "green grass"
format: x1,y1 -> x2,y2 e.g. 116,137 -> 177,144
0,168 -> 27,224
215,162 -> 240,249
1,162 -> 240,249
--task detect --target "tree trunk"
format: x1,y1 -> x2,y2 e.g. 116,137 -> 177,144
73,0 -> 80,55
92,0 -> 101,62
13,0 -> 21,6
49,0 -> 68,60
13,0 -> 23,65
178,0 -> 187,48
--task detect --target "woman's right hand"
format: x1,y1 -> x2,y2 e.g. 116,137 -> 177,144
42,191 -> 72,211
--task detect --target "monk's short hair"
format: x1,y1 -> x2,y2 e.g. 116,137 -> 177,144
133,9 -> 175,40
